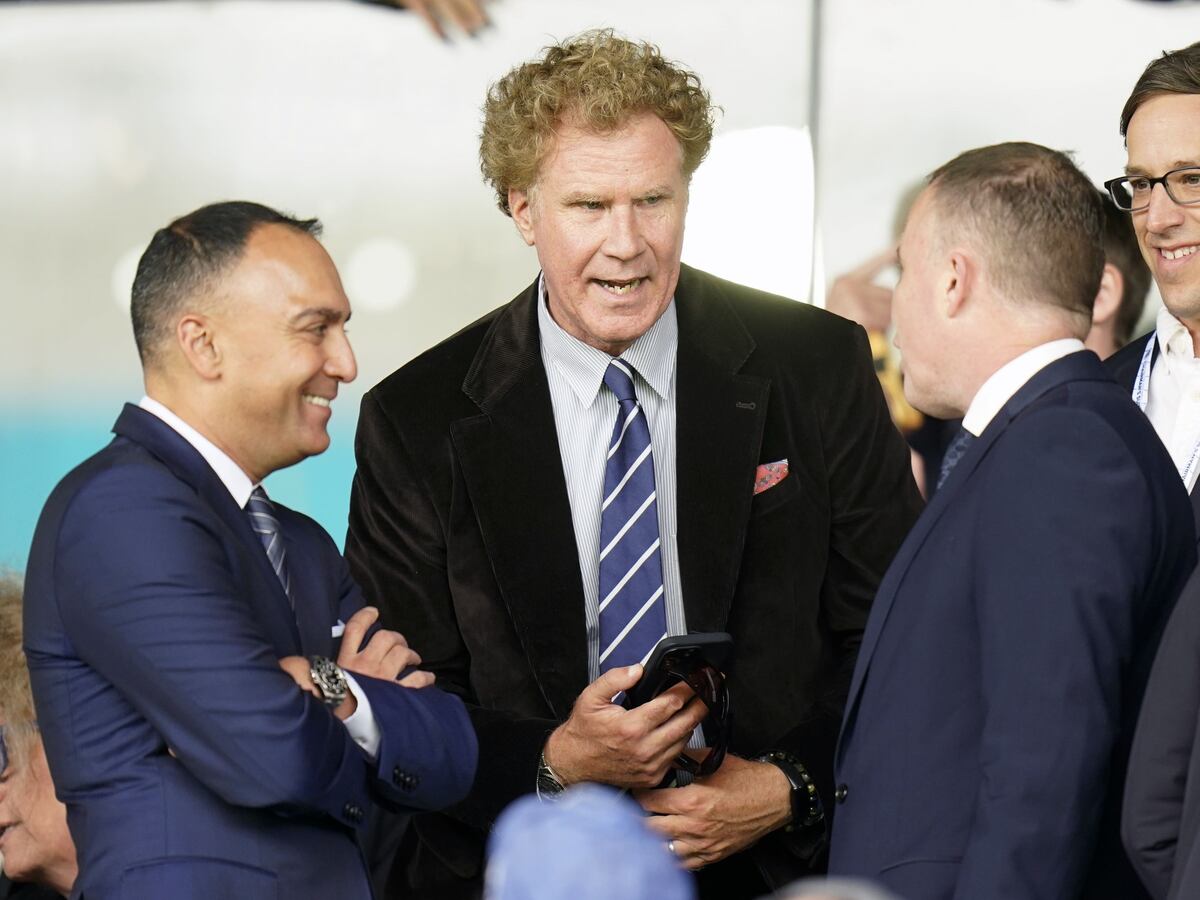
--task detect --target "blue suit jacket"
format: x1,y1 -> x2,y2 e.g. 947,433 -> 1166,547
23,405 -> 478,900
829,351 -> 1196,900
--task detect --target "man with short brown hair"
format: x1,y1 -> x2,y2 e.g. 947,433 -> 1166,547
828,142 -> 1195,900
346,29 -> 922,899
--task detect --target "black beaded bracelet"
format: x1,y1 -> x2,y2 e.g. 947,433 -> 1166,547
755,749 -> 824,831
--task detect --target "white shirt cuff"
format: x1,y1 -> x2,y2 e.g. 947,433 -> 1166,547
341,672 -> 382,760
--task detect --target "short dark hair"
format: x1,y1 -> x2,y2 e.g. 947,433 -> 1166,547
926,142 -> 1105,324
1098,190 -> 1151,345
1120,41 -> 1200,138
130,201 -> 321,365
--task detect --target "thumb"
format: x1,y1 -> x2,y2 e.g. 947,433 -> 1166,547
586,663 -> 644,702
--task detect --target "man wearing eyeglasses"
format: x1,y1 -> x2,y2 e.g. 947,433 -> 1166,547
1104,41 -> 1200,530
1114,42 -> 1200,900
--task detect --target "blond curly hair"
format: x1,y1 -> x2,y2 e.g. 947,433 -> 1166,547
0,570 -> 37,770
480,29 -> 716,216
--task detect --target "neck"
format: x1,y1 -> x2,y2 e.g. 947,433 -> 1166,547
144,378 -> 262,484
1083,325 -> 1119,361
43,855 -> 78,897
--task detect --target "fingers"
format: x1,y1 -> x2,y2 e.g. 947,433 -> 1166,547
585,663 -> 643,703
443,0 -> 489,33
398,0 -> 447,40
338,606 -> 379,664
278,656 -> 319,698
398,669 -> 436,689
637,688 -> 708,735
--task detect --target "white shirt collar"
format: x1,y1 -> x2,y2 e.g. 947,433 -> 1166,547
962,338 -> 1086,437
139,396 -> 258,508
536,273 -> 678,407
1155,306 -> 1198,375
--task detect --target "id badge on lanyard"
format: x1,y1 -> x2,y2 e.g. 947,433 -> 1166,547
1134,337 -> 1200,487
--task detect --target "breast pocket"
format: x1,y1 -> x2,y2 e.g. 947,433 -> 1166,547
749,470 -> 801,518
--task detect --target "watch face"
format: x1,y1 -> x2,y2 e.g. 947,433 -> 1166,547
310,656 -> 347,706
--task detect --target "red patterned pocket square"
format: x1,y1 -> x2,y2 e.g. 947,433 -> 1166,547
753,459 -> 789,495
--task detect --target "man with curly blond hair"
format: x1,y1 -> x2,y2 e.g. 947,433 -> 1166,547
346,30 -> 922,899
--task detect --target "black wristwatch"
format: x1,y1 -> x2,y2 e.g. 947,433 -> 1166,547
755,749 -> 824,832
309,656 -> 349,709
536,751 -> 566,801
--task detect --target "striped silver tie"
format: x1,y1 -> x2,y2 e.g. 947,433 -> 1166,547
245,487 -> 294,609
597,359 -> 667,673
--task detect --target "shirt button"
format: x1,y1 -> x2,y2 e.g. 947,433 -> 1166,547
835,784 -> 849,804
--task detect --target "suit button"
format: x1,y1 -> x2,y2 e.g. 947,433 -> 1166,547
835,784 -> 849,804
343,802 -> 364,822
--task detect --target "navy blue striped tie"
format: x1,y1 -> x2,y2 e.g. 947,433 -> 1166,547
598,360 -> 667,673
937,427 -> 976,491
246,487 -> 294,609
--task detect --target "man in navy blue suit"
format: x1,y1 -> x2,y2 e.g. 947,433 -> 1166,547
22,201 -> 477,899
827,143 -> 1196,900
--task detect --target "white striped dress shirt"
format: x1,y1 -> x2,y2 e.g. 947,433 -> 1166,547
536,277 -> 689,683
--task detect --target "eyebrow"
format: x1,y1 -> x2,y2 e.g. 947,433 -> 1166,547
560,186 -> 676,205
290,307 -> 349,325
1126,160 -> 1200,175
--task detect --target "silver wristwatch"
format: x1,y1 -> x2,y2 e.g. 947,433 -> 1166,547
309,656 -> 349,709
536,751 -> 566,800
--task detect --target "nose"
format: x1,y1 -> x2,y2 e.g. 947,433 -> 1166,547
327,328 -> 358,384
602,204 -> 646,260
1145,181 -> 1186,234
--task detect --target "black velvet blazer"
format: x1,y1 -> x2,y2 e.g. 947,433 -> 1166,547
345,264 -> 922,897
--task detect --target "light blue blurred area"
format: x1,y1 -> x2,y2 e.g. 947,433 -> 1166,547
1,405 -> 358,574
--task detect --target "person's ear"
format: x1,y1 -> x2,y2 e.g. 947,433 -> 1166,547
509,188 -> 537,247
177,314 -> 221,380
1091,262 -> 1123,328
944,250 -> 975,319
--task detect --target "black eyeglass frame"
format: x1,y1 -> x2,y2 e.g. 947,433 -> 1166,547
1105,166 -> 1200,212
658,655 -> 732,777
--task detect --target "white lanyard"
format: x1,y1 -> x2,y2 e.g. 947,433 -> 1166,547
1133,336 -> 1200,487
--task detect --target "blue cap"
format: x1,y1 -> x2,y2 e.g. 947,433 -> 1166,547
485,785 -> 695,900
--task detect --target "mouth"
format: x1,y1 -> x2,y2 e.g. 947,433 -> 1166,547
1157,244 -> 1199,261
302,394 -> 332,409
593,277 -> 644,296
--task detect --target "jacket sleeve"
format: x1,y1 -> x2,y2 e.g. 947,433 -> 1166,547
1122,568 -> 1200,899
49,464 -> 378,828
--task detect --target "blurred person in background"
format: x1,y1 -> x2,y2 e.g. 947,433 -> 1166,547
829,142 -> 1195,900
0,573 -> 73,900
484,785 -> 694,900
22,201 -> 477,900
829,186 -> 1151,495
1116,40 -> 1200,900
346,28 -> 922,900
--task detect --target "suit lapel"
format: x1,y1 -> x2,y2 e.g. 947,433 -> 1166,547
281,525 -> 335,657
452,282 -> 589,717
113,404 -> 303,655
673,266 -> 769,632
837,351 -> 1106,765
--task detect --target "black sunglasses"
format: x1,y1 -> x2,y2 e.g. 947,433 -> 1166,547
659,655 -> 732,777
